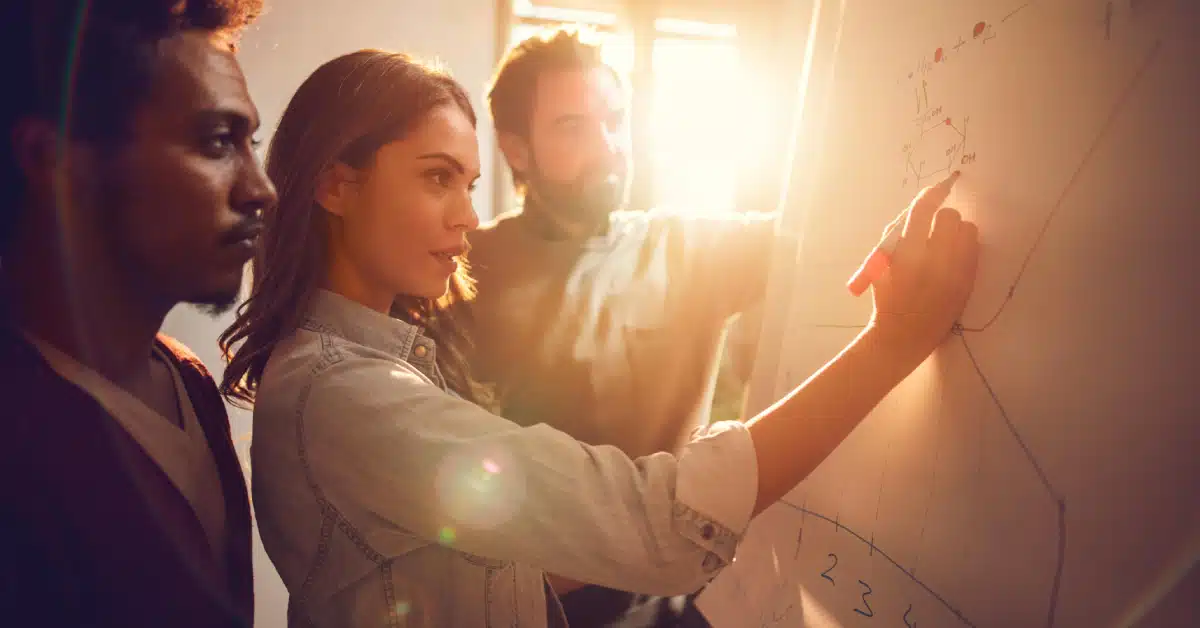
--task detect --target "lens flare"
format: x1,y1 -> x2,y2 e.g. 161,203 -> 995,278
434,446 -> 527,532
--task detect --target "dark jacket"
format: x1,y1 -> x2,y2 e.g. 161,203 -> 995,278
0,325 -> 254,627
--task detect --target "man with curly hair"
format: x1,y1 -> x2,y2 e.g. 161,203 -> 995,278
467,27 -> 777,626
0,1 -> 276,625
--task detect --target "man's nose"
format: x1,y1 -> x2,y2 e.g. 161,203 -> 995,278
234,156 -> 277,219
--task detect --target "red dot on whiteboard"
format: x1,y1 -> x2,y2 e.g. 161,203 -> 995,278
973,22 -> 987,38
934,47 -> 944,62
945,118 -> 953,126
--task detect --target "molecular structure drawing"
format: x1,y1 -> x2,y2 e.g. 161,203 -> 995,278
898,1 -> 1035,85
893,2 -> 1045,190
793,36 -> 1165,628
709,1 -> 1182,625
899,49 -> 975,191
901,108 -> 973,191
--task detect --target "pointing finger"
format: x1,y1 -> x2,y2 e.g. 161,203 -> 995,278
900,170 -> 960,251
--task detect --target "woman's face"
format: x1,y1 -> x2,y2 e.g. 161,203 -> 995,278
327,104 -> 481,301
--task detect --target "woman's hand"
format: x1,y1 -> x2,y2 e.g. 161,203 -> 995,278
866,172 -> 980,367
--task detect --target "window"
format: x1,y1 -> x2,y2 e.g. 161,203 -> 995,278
505,2 -> 782,423
506,2 -> 773,216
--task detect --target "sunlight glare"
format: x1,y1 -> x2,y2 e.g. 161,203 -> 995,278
509,16 -> 774,215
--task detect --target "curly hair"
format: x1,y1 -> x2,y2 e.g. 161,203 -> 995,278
0,0 -> 264,251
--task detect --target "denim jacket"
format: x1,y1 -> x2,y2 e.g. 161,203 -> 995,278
250,290 -> 758,627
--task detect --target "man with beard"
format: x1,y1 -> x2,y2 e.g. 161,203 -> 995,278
0,0 -> 276,625
462,27 -> 776,627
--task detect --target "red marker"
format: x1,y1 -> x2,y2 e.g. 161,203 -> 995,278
846,222 -> 903,296
847,171 -> 961,296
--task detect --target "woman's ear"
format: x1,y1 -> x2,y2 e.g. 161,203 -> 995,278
315,162 -> 360,217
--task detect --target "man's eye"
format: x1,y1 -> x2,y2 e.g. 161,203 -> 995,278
205,132 -> 236,155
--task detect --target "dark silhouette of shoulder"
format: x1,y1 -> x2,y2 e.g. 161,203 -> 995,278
0,327 -> 254,628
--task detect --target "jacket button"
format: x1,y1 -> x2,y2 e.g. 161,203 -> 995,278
413,345 -> 428,358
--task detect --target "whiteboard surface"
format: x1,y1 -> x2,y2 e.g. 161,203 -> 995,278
698,0 -> 1200,626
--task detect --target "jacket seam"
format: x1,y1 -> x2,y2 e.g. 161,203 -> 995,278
293,335 -> 401,628
289,511 -> 334,626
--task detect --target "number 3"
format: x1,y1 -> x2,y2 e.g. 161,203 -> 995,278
854,580 -> 874,617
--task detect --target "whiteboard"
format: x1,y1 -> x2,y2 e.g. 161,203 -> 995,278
698,0 -> 1200,626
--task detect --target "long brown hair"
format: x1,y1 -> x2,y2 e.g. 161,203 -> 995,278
220,50 -> 487,406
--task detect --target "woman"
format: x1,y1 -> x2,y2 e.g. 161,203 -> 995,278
220,50 -> 978,627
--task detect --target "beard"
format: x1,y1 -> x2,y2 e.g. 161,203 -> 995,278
68,149 -> 245,324
191,289 -> 241,317
525,154 -> 628,228
189,263 -> 251,318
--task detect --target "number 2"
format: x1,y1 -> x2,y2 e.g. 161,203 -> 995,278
854,580 -> 874,617
820,553 -> 837,585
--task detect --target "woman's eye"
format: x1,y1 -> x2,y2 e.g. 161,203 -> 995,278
427,170 -> 452,187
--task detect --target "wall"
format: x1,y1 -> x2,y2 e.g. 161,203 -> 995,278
162,1 -> 499,624
704,0 -> 1200,625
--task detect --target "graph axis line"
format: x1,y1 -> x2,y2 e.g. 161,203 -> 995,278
957,333 -> 1060,502
814,40 -> 1163,333
780,326 -> 1067,626
757,24 -> 1165,628
1003,1 -> 1035,23
778,500 -> 978,628
961,39 -> 1163,333
957,331 -> 1067,627
912,371 -> 947,579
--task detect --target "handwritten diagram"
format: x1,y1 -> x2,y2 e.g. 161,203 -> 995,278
699,0 -> 1191,625
723,327 -> 1065,627
772,500 -> 982,627
902,110 -> 972,191
959,38 -> 1161,333
893,2 -> 1042,192
894,17 -> 994,192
